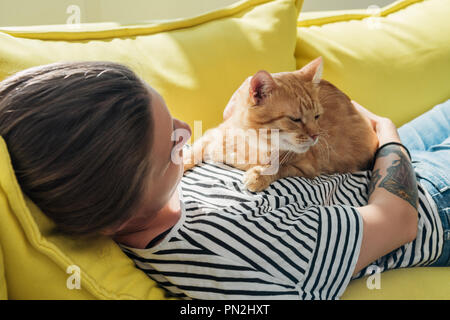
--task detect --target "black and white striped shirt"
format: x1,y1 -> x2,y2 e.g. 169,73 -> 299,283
120,161 -> 443,300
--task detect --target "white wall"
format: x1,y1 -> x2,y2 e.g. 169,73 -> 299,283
0,0 -> 395,27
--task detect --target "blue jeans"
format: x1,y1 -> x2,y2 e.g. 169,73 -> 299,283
398,99 -> 450,267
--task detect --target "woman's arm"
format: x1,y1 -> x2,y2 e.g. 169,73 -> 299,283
351,101 -> 419,275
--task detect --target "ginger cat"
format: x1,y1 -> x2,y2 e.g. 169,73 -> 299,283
183,57 -> 378,192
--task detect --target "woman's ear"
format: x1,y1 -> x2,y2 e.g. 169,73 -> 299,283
296,56 -> 323,85
249,70 -> 276,105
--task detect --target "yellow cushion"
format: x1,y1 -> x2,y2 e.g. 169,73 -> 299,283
342,268 -> 450,300
294,0 -> 450,299
0,243 -> 7,300
0,136 -> 168,299
295,0 -> 450,126
0,0 -> 302,133
0,0 -> 303,299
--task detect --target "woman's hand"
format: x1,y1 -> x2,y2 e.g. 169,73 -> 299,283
351,100 -> 401,146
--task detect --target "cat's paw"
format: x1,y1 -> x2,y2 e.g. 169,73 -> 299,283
243,166 -> 273,192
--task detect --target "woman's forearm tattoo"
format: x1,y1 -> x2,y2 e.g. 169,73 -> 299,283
368,146 -> 418,209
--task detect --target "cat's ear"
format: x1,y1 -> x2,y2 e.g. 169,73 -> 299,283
249,70 -> 276,105
296,56 -> 323,85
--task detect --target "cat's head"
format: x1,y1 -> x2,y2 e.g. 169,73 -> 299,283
224,57 -> 327,154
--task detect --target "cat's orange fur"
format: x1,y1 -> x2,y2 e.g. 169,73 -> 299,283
183,57 -> 379,192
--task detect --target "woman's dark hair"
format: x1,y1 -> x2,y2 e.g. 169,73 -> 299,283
0,61 -> 153,236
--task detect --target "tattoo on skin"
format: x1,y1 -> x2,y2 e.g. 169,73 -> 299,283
368,168 -> 382,196
368,146 -> 418,209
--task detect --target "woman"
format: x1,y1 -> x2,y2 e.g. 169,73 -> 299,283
0,62 -> 448,299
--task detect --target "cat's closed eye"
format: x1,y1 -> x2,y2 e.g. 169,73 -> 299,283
290,115 -> 320,123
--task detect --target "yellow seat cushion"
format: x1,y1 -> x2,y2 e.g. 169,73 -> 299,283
0,0 -> 303,299
295,0 -> 450,126
0,243 -> 7,300
342,268 -> 450,300
294,0 -> 450,299
0,0 -> 302,133
0,136 -> 167,299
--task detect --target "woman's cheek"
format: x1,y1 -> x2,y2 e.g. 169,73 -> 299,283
177,149 -> 184,179
169,152 -> 184,185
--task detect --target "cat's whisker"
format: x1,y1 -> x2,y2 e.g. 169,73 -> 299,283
280,150 -> 293,166
323,140 -> 330,163
278,151 -> 288,166
316,139 -> 326,162
280,151 -> 290,166
318,129 -> 330,139
317,138 -> 330,163
317,129 -> 333,153
322,138 -> 333,163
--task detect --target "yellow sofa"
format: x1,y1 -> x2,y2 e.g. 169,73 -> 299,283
0,0 -> 449,300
